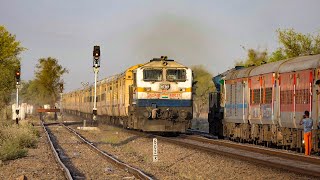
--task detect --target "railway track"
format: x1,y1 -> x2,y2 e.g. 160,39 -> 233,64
41,122 -> 73,180
163,135 -> 320,178
121,128 -> 320,178
51,116 -> 320,178
186,129 -> 320,164
41,122 -> 153,180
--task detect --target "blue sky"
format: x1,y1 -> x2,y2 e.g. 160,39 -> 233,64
1,0 -> 319,91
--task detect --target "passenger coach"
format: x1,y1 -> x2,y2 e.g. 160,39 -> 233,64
209,54 -> 320,152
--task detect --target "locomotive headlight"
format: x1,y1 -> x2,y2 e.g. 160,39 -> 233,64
180,88 -> 186,92
160,84 -> 170,90
179,110 -> 188,119
144,87 -> 151,92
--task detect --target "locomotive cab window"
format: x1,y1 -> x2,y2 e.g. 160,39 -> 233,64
143,69 -> 163,81
166,69 -> 186,81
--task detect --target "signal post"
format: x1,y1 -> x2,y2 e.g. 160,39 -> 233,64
15,69 -> 21,124
92,46 -> 100,121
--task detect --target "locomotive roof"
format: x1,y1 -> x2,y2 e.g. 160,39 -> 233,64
225,54 -> 320,80
224,66 -> 255,80
142,60 -> 187,68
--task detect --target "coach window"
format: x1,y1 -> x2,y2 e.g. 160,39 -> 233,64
143,69 -> 162,81
264,87 -> 272,104
251,89 -> 260,104
166,69 -> 186,81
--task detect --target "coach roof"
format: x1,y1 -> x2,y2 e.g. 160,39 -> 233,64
278,54 -> 320,73
225,54 -> 320,80
224,66 -> 255,80
249,60 -> 288,76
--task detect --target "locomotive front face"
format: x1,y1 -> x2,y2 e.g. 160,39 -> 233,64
135,61 -> 193,124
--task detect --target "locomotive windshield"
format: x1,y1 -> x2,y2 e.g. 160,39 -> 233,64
143,69 -> 163,81
166,69 -> 186,81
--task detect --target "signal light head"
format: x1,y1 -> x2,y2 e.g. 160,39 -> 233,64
93,46 -> 100,60
15,70 -> 21,83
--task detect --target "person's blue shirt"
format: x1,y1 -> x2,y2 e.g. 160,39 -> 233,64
302,118 -> 313,133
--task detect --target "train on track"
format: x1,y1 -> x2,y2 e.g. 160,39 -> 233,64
208,54 -> 320,152
63,56 -> 193,132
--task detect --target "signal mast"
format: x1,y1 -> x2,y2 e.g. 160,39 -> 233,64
15,69 -> 21,124
92,46 -> 100,120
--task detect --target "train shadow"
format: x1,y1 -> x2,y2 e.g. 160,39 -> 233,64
96,135 -> 146,147
46,127 -> 85,179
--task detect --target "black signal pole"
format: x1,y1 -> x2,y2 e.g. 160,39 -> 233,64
92,45 -> 100,121
15,69 -> 21,124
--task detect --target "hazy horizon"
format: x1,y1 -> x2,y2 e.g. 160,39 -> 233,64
1,0 -> 319,92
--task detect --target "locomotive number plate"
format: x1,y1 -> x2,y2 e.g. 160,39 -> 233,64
169,93 -> 182,99
147,93 -> 160,99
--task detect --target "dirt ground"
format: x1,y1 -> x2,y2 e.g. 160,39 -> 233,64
73,124 -> 314,180
47,125 -> 134,179
0,116 -> 316,179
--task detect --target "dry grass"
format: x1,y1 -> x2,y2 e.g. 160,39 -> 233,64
101,135 -> 121,144
0,121 -> 39,161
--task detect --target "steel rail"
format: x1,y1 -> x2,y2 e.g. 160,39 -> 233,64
120,128 -> 320,178
41,122 -> 73,180
185,129 -> 320,166
159,135 -> 320,178
62,124 -> 153,180
184,134 -> 320,166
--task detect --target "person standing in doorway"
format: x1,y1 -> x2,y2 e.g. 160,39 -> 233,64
300,111 -> 313,155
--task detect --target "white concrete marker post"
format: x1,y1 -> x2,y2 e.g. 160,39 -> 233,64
153,138 -> 158,162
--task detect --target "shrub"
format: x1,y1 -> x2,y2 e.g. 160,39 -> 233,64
0,123 -> 39,161
0,140 -> 27,161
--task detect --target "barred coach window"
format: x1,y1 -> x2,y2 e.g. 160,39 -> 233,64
264,87 -> 272,104
166,69 -> 186,81
143,69 -> 163,81
251,89 -> 260,104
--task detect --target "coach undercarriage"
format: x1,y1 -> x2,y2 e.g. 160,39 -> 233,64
224,122 -> 319,151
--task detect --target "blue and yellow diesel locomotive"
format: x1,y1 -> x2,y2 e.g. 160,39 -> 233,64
63,57 -> 193,132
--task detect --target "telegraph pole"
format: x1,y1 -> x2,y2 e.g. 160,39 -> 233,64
15,69 -> 21,124
59,83 -> 64,121
92,46 -> 100,120
81,82 -> 89,117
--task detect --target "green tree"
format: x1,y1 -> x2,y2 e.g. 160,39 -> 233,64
28,57 -> 68,106
235,29 -> 320,66
276,28 -> 320,58
268,48 -> 287,63
191,65 -> 215,118
20,80 -> 35,105
0,25 -> 25,118
235,48 -> 268,67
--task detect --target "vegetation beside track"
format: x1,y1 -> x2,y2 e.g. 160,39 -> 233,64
0,120 -> 39,161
